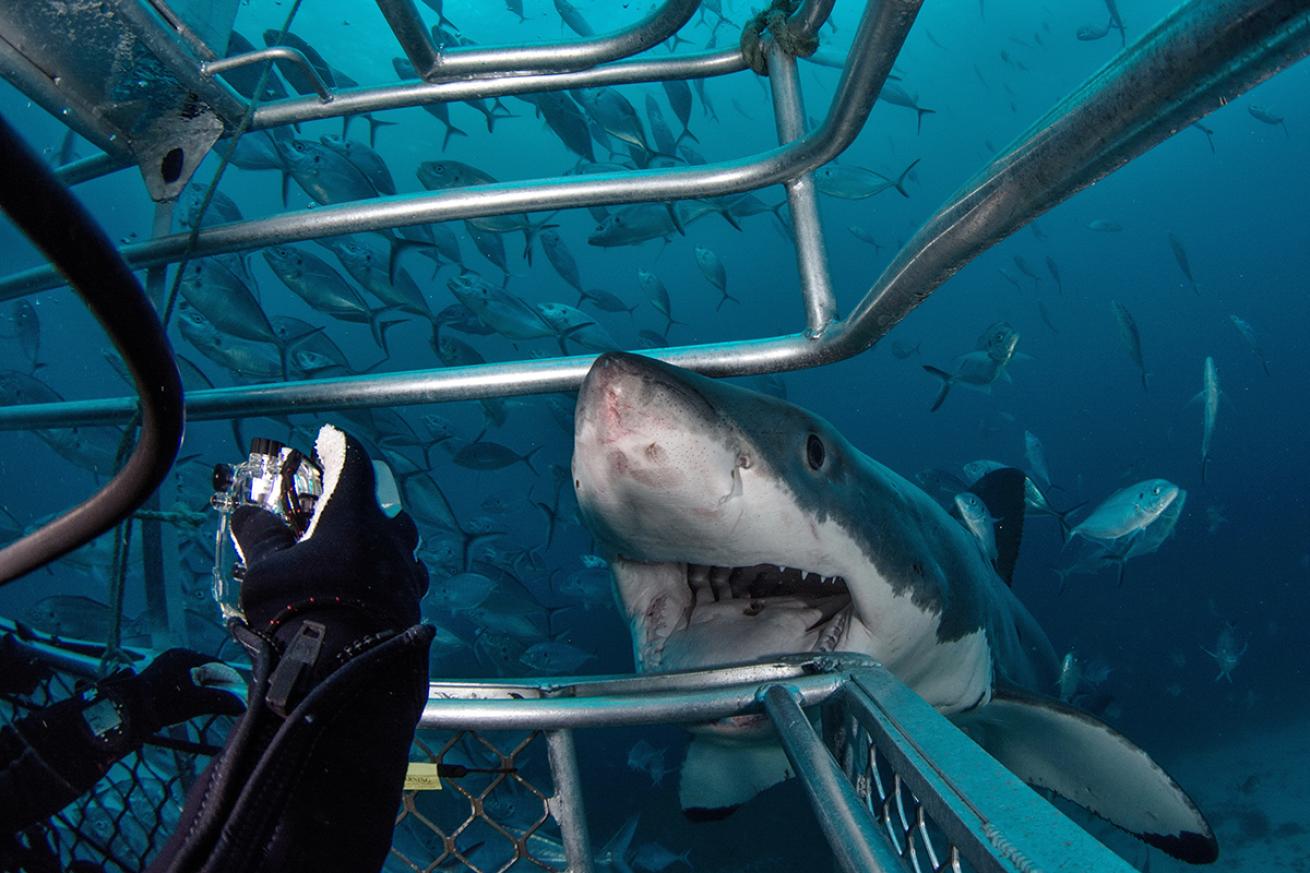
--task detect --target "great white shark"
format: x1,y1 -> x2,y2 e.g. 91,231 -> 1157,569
572,352 -> 1217,865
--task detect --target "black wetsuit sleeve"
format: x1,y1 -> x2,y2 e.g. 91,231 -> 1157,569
0,693 -> 136,834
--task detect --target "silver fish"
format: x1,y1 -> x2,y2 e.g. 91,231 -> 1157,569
1109,300 -> 1148,391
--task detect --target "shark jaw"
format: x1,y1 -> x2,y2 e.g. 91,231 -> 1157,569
609,557 -> 856,673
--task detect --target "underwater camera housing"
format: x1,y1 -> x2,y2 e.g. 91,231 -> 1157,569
209,437 -> 324,619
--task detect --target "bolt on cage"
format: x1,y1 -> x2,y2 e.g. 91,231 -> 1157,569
1,0 -> 1309,870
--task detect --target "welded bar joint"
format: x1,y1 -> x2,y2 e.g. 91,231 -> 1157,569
545,729 -> 595,873
761,684 -> 899,873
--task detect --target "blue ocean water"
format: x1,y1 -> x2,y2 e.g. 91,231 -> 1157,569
0,0 -> 1307,870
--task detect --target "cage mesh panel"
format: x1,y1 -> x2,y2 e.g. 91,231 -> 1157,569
0,659 -> 230,871
388,730 -> 558,873
835,710 -> 971,873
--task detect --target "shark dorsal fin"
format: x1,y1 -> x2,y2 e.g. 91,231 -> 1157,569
968,467 -> 1027,586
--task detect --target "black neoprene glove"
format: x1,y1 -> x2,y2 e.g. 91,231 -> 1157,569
230,424 -> 427,657
100,648 -> 246,738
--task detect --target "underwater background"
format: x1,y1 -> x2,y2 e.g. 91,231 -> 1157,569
1,0 -> 1308,870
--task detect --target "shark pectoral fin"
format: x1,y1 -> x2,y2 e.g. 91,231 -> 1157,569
956,688 -> 1217,864
678,734 -> 795,820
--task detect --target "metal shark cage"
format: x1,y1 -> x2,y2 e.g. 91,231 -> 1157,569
1,0 -> 1309,871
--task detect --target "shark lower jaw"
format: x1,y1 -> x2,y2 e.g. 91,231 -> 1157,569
615,557 -> 855,673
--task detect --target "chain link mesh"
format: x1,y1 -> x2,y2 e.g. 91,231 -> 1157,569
388,730 -> 562,873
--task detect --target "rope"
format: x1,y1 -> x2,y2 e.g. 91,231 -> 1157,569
740,0 -> 820,76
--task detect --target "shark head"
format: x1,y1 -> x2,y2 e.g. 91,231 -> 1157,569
573,352 -> 863,674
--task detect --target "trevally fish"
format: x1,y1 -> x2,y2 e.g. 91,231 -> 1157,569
540,228 -> 584,293
953,492 -> 997,565
1228,315 -> 1270,375
277,139 -> 378,205
1024,430 -> 1052,487
921,321 -> 1020,412
176,304 -> 283,382
661,79 -> 697,144
263,246 -> 398,351
1195,356 -> 1220,484
179,258 -> 278,346
320,237 -> 434,320
536,302 -> 615,353
1068,479 -> 1179,545
2,300 -> 41,372
553,0 -> 594,37
578,288 -> 639,318
1045,256 -> 1063,293
1202,623 -> 1246,682
1087,219 -> 1122,232
1247,104 -> 1288,136
638,269 -> 684,334
814,158 -> 918,200
1109,300 -> 1148,391
848,225 -> 883,251
446,274 -> 558,341
878,81 -> 935,132
318,135 -> 395,195
693,246 -> 739,310
1167,232 -> 1198,295
572,353 -> 1215,862
453,438 -> 542,474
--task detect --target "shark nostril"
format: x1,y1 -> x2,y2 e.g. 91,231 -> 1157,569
737,453 -> 752,469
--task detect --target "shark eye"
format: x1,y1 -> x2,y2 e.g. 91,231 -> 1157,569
806,434 -> 826,470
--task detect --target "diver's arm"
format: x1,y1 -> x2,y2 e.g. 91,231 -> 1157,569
0,647 -> 243,834
148,425 -> 432,873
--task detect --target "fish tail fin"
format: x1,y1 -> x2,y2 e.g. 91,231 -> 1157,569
1052,500 -> 1085,543
388,238 -> 433,285
663,202 -> 686,236
716,291 -> 741,311
365,115 -> 398,148
893,158 -> 920,198
522,445 -> 543,476
922,365 -> 953,412
716,204 -> 744,232
369,312 -> 405,357
442,122 -> 468,151
914,107 -> 936,134
676,126 -> 700,145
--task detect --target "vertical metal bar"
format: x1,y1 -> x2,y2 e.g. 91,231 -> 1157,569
545,729 -> 594,873
761,684 -> 899,873
374,0 -> 441,82
767,40 -> 836,335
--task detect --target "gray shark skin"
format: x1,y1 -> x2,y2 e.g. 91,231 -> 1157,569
572,352 -> 1217,865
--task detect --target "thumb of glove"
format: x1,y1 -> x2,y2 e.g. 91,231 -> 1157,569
231,505 -> 297,568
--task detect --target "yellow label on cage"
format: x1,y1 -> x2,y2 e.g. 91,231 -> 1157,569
404,762 -> 442,791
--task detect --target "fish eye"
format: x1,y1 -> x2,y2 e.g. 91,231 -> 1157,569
806,434 -> 826,470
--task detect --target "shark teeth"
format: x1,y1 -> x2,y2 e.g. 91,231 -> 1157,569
682,562 -> 852,651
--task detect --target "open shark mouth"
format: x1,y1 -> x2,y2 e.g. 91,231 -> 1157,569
619,558 -> 855,672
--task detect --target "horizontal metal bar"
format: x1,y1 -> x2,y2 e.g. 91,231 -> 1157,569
202,46 -> 333,102
762,684 -> 900,873
419,670 -> 844,730
53,151 -> 132,187
249,49 -> 746,131
382,0 -> 700,81
426,654 -> 879,701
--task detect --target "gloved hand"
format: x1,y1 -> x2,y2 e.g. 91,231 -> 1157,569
101,648 -> 246,738
230,424 -> 428,661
